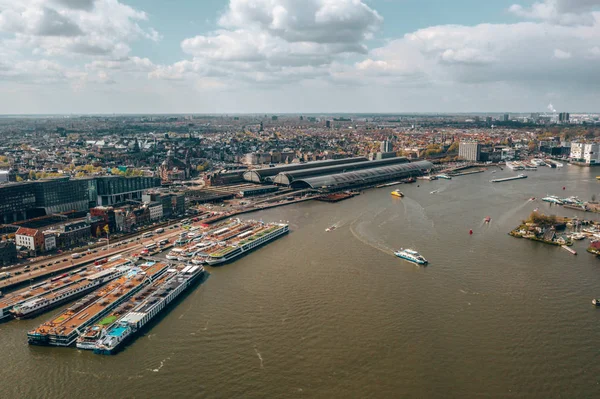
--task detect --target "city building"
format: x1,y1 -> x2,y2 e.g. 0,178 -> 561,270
559,112 -> 570,123
147,202 -> 163,221
380,140 -> 393,153
0,183 -> 38,223
501,148 -> 516,161
34,178 -> 91,214
570,143 -> 600,164
503,114 -> 510,122
90,206 -> 117,233
15,227 -> 44,252
458,142 -> 482,162
95,176 -> 161,206
55,221 -> 91,249
0,170 -> 9,183
0,241 -> 17,266
43,232 -> 57,252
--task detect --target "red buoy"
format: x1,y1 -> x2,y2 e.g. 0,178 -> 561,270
469,229 -> 473,235
563,186 -> 566,190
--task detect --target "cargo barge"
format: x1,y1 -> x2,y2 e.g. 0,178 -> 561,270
27,261 -> 169,347
490,174 -> 528,183
94,264 -> 205,355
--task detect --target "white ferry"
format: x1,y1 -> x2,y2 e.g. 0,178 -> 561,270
542,196 -> 564,205
206,223 -> 289,266
394,248 -> 428,265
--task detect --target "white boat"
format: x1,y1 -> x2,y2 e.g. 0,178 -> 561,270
206,223 -> 289,266
430,190 -> 439,194
394,248 -> 428,265
542,196 -> 564,205
10,268 -> 127,319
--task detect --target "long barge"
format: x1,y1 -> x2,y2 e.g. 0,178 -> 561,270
93,264 -> 205,355
11,266 -> 129,319
0,259 -> 133,321
206,222 -> 289,266
27,261 -> 169,347
490,174 -> 527,183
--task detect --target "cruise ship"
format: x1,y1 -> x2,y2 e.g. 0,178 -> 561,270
11,267 -> 128,319
206,222 -> 289,266
28,261 -> 169,347
94,264 -> 205,355
0,259 -> 134,320
394,248 -> 428,265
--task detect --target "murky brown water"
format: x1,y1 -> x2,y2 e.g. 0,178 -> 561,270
1,166 -> 600,398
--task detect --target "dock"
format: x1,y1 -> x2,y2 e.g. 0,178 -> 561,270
561,245 -> 577,255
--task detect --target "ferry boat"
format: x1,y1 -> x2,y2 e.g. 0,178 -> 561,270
531,159 -> 546,166
391,190 -> 404,198
10,268 -> 127,319
542,196 -> 564,205
206,223 -> 289,266
94,265 -> 205,355
436,174 -> 452,180
394,248 -> 428,265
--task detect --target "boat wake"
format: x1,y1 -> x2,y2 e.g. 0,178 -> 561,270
254,347 -> 264,369
150,357 -> 170,373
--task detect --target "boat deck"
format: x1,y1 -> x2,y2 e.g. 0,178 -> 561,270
0,259 -> 133,314
29,262 -> 168,341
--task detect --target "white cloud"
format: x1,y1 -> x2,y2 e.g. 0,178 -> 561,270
509,0 -> 600,25
153,0 -> 381,86
554,48 -> 572,59
0,0 -> 157,58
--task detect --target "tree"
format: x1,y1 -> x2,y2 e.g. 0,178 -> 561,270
16,176 -> 23,182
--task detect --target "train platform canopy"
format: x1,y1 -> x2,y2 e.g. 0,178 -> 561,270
243,157 -> 368,183
290,161 -> 434,190
273,157 -> 410,186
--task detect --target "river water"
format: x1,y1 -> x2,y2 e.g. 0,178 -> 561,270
2,166 -> 600,398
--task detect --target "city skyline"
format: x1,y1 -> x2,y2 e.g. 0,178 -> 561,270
1,0 -> 600,114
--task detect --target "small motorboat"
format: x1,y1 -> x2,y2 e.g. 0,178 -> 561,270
593,299 -> 600,306
529,197 -> 536,201
326,226 -> 337,232
484,216 -> 491,223
430,190 -> 438,194
391,190 -> 404,198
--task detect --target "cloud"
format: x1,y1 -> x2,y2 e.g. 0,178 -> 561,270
509,0 -> 600,25
553,48 -> 572,59
153,0 -> 381,86
52,0 -> 96,11
0,0 -> 157,58
219,0 -> 382,44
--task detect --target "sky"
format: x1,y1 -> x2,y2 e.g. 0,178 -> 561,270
0,0 -> 599,114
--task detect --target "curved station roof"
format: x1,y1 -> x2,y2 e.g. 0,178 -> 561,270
242,157 -> 368,183
289,161 -> 434,190
273,157 -> 410,186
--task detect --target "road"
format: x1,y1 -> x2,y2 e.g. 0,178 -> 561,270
0,224 -> 193,292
